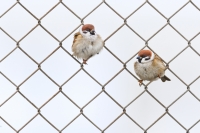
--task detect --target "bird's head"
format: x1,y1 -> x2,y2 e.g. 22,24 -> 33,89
136,50 -> 155,64
80,24 -> 97,41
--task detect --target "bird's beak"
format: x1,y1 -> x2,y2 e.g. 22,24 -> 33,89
137,56 -> 142,63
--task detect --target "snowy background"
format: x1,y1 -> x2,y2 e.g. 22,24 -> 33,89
1,0 -> 200,133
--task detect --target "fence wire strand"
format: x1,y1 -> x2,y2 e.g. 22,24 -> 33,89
0,0 -> 200,132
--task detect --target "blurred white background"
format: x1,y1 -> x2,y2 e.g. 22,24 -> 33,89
1,0 -> 200,133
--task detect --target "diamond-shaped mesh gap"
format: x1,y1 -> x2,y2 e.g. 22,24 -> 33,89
1,0 -> 200,132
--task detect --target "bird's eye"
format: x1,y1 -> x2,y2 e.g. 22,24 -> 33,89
83,31 -> 87,34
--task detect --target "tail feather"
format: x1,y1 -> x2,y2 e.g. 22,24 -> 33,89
161,75 -> 171,82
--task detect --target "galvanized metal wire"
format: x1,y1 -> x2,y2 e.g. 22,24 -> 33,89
0,0 -> 200,132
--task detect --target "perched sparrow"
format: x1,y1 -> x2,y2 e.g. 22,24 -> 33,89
134,50 -> 170,86
72,24 -> 104,64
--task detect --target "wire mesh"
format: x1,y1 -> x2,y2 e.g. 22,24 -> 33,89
0,0 -> 200,132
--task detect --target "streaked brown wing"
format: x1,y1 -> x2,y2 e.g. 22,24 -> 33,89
72,32 -> 82,46
154,54 -> 165,63
153,54 -> 166,70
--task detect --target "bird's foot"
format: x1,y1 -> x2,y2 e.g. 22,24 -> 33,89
138,80 -> 143,86
83,59 -> 88,65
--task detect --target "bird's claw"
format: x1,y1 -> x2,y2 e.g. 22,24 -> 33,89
138,80 -> 143,86
83,60 -> 88,65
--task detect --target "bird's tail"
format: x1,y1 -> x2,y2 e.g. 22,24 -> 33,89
161,75 -> 171,82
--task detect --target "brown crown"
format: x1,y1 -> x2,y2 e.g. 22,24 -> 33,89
82,24 -> 95,31
138,50 -> 152,57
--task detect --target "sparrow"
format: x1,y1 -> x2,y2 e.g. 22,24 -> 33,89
72,24 -> 104,64
134,50 -> 170,86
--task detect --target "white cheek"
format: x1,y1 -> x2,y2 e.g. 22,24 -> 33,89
84,32 -> 90,36
81,30 -> 98,41
141,58 -> 150,63
82,33 -> 90,38
141,58 -> 145,63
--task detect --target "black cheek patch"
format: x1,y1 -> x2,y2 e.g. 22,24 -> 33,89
145,57 -> 150,60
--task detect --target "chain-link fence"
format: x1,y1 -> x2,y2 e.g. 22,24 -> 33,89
1,0 -> 200,132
